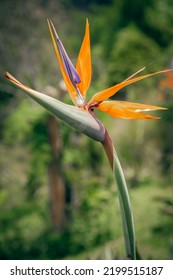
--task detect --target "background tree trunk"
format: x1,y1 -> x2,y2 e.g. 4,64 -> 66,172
48,109 -> 65,229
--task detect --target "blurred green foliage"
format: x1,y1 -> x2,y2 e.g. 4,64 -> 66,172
0,0 -> 173,259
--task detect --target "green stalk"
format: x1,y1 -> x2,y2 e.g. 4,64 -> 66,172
102,131 -> 136,259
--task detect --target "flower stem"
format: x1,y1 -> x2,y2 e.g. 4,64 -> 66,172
102,131 -> 136,259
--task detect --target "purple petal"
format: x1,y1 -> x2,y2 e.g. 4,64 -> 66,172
49,20 -> 84,106
57,38 -> 81,84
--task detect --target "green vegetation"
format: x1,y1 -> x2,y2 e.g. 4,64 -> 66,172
0,0 -> 173,259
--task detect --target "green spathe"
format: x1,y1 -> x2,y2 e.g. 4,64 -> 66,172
4,72 -> 105,143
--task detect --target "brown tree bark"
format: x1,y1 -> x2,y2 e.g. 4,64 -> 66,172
48,114 -> 65,229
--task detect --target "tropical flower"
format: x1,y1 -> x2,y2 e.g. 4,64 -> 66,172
5,19 -> 170,142
47,19 -> 169,118
4,19 -> 171,260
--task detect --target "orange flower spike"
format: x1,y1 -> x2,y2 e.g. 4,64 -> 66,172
88,69 -> 171,107
76,19 -> 92,98
98,100 -> 167,120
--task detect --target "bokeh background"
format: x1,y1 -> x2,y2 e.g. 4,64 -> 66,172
0,0 -> 173,259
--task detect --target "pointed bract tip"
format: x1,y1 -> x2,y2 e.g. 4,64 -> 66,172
48,18 -> 59,39
47,18 -> 51,28
4,71 -> 20,85
163,68 -> 173,72
85,18 -> 89,30
4,71 -> 9,79
124,66 -> 146,82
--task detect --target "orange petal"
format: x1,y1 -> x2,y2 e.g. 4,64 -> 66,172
47,19 -> 77,105
105,100 -> 167,112
76,19 -> 92,98
88,69 -> 172,106
97,101 -> 163,119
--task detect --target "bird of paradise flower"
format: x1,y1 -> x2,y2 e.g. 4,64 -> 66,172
4,19 -> 171,260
